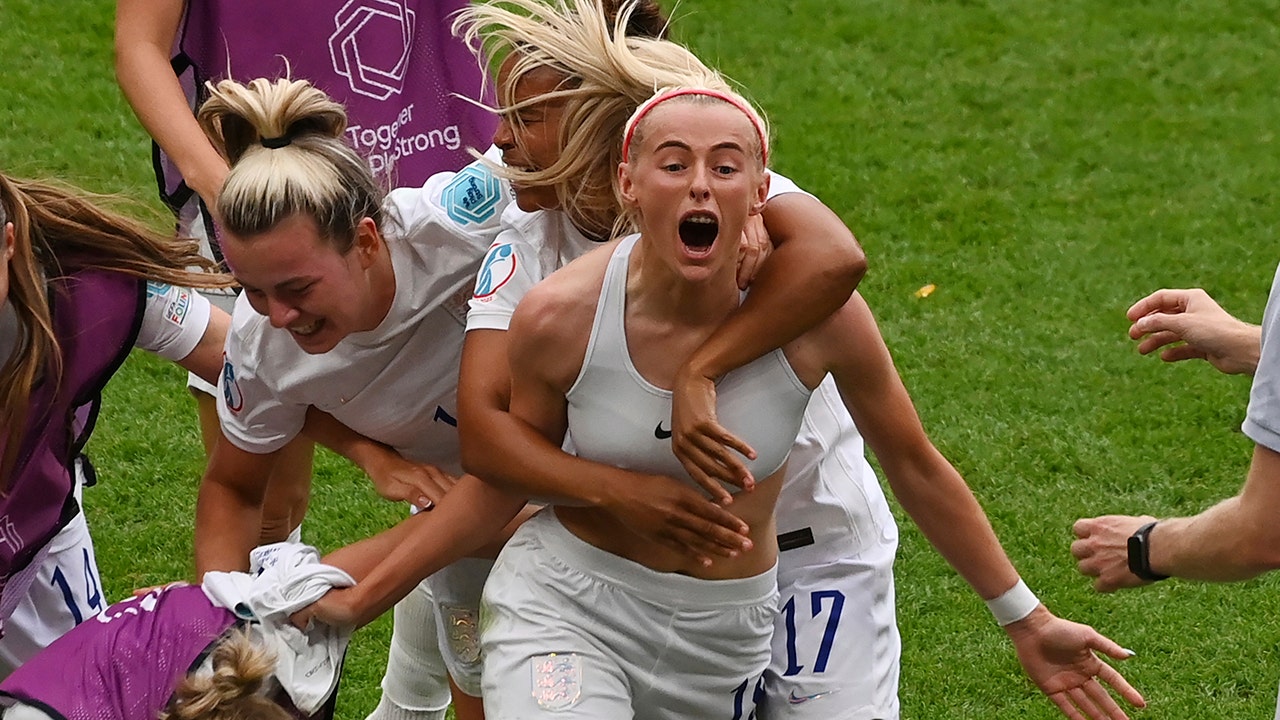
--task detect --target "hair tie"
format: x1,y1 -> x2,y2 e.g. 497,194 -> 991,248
260,135 -> 292,149
622,87 -> 768,166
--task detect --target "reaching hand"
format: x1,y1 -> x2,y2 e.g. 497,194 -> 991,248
289,585 -> 369,631
1006,607 -> 1146,720
1071,515 -> 1158,593
366,452 -> 458,510
669,366 -> 757,504
1127,288 -> 1260,375
599,471 -> 753,568
736,213 -> 772,290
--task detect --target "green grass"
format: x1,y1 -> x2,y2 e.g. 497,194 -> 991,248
5,0 -> 1280,717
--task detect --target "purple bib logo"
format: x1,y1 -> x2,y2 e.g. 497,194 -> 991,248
329,0 -> 416,100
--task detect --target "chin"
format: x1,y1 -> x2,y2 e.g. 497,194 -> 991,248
514,188 -> 560,213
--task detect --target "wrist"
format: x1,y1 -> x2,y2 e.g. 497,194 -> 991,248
985,578 -> 1041,626
1126,521 -> 1170,581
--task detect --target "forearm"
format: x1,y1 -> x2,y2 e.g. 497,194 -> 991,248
688,196 -> 865,379
338,476 -> 526,626
193,437 -> 277,575
115,0 -> 228,201
302,406 -> 389,474
463,399 -> 646,508
1150,499 -> 1280,581
887,450 -> 1021,601
194,475 -> 265,575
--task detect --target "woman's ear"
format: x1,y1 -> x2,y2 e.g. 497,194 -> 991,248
3,223 -> 14,260
353,217 -> 382,269
617,162 -> 639,208
749,170 -> 771,215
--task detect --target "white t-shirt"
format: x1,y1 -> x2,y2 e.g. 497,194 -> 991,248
0,280 -> 210,366
1244,262 -> 1280,452
216,154 -> 512,471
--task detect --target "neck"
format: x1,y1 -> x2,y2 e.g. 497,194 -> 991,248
625,234 -> 739,329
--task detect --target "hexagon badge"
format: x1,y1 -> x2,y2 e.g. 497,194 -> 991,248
443,165 -> 503,225
329,0 -> 416,100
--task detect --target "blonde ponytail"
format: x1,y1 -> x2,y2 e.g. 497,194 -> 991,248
197,77 -> 384,250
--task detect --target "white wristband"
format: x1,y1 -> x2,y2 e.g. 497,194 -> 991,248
985,579 -> 1040,626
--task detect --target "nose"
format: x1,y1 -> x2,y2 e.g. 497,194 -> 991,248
265,295 -> 301,329
689,164 -> 712,201
493,117 -> 515,152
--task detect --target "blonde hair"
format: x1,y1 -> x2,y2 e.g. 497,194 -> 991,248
455,0 -> 731,239
197,77 -> 384,251
162,629 -> 292,720
0,173 -> 232,488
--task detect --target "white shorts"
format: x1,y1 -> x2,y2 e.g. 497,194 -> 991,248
0,508 -> 104,678
480,510 -> 778,720
424,558 -> 492,697
760,525 -> 901,720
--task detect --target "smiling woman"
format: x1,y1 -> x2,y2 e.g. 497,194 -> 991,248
187,75 -> 515,720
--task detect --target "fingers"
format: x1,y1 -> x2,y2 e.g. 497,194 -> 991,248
1049,691 -> 1088,720
1095,660 -> 1145,707
1133,326 -> 1183,353
1126,288 -> 1192,322
1065,684 -> 1107,720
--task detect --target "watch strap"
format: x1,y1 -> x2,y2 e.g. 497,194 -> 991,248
1127,520 -> 1170,582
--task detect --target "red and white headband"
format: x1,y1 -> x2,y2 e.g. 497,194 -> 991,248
621,87 -> 769,166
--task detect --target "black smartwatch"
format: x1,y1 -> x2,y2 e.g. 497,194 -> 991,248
1127,521 -> 1170,582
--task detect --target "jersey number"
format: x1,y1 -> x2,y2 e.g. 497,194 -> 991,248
730,676 -> 765,720
782,589 -> 845,676
50,548 -> 103,625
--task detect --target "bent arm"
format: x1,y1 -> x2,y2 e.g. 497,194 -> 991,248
458,329 -> 751,561
1148,443 -> 1280,580
674,193 -> 865,486
684,192 -> 865,381
194,434 -> 279,574
115,0 -> 229,204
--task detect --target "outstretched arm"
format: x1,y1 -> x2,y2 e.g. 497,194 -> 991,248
1127,288 -> 1260,375
672,191 -> 866,489
812,293 -> 1144,719
1073,443 -> 1280,591
299,474 -> 526,628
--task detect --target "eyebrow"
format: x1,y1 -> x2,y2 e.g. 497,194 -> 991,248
653,139 -> 748,154
239,276 -> 317,293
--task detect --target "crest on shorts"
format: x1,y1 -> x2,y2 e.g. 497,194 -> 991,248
443,604 -> 481,664
531,652 -> 582,710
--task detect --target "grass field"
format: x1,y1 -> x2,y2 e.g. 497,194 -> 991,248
4,0 -> 1280,717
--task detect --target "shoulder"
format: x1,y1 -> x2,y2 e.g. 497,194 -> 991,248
385,147 -> 512,237
508,240 -> 618,368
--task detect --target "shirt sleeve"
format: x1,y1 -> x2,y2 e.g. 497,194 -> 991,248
135,282 -> 212,361
765,170 -> 814,201
1243,263 -> 1280,452
465,229 -> 546,333
215,302 -> 306,455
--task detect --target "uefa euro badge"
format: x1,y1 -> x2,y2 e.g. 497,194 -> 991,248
531,652 -> 582,711
444,604 -> 482,664
444,164 -> 502,225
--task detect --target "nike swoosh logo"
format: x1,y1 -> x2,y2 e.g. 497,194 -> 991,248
788,689 -> 835,705
654,422 -> 672,440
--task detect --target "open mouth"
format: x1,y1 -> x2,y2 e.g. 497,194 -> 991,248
679,212 -> 719,255
290,319 -> 323,338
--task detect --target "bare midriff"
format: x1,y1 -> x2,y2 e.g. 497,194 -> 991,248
555,466 -> 785,580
